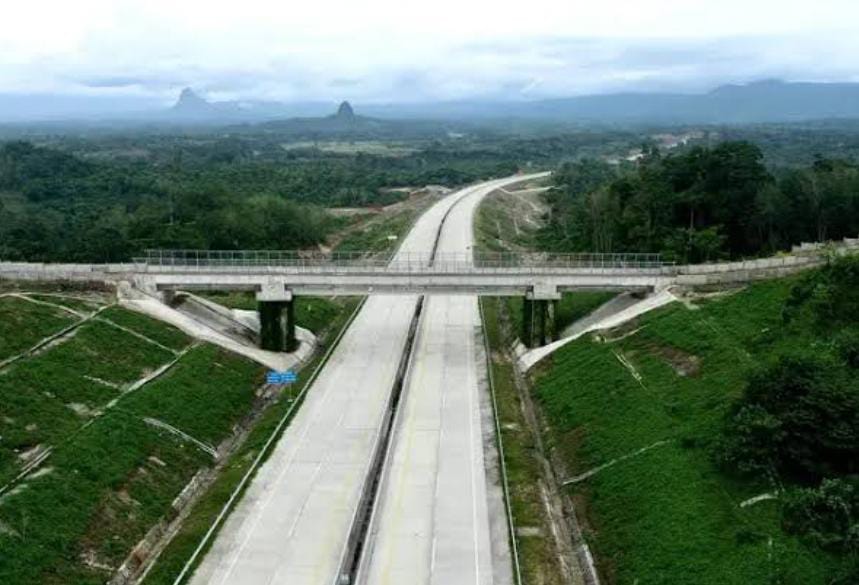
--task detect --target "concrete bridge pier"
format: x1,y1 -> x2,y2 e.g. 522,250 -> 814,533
257,282 -> 297,352
522,285 -> 560,348
521,299 -> 558,348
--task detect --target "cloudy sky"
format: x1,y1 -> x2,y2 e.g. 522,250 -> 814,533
1,0 -> 858,104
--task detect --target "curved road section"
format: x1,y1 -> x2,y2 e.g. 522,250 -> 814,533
189,174 -> 546,585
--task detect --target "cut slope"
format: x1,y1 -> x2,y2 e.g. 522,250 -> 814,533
530,279 -> 842,583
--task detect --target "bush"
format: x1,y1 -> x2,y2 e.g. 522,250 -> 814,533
835,328 -> 859,368
783,477 -> 859,553
720,353 -> 859,480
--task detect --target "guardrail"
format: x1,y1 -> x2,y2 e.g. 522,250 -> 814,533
136,249 -> 670,272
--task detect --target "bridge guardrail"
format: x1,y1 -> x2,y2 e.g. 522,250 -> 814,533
137,249 -> 671,274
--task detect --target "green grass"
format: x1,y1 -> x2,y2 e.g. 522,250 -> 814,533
504,292 -> 615,345
26,294 -> 106,314
481,298 -> 566,585
0,318 -> 177,484
98,306 -> 191,351
140,297 -> 362,585
197,293 -> 353,338
530,278 -> 845,584
334,209 -> 418,254
121,345 -> 262,445
0,306 -> 276,584
0,296 -> 77,361
474,184 -> 546,254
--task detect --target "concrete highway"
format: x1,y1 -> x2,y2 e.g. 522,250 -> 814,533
356,174 -> 549,585
189,175 -> 545,585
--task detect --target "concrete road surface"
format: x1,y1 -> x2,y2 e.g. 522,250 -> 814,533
189,180 -> 505,585
356,173 -> 549,585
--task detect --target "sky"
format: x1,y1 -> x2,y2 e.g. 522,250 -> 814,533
0,0 -> 858,105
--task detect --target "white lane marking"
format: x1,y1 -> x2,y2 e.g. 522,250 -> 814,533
211,302 -> 395,585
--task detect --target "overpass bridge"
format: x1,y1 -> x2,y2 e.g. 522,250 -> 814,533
131,249 -> 674,351
1,242 -> 835,350
135,249 -> 674,299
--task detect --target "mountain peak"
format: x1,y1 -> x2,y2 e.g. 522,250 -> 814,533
336,100 -> 355,120
172,87 -> 213,112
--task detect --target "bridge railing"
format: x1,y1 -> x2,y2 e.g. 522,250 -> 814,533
137,249 -> 672,273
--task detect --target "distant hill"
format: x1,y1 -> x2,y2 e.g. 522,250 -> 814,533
364,80 -> 859,124
256,100 -> 448,139
4,80 -> 859,126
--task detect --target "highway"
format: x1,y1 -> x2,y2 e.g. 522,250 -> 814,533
189,175 -> 545,585
356,175 -> 548,585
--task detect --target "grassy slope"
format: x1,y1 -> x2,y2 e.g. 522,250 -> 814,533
99,306 -> 191,351
531,279 -> 841,584
474,185 -> 616,342
0,319 -> 181,484
333,209 -> 418,253
0,291 -> 361,584
0,306 -> 275,584
141,297 -> 362,585
0,296 -> 77,361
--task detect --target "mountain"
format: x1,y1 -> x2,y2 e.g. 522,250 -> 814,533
4,80 -> 859,127
335,100 -> 355,121
171,87 -> 220,117
257,101 -> 447,139
362,80 -> 859,124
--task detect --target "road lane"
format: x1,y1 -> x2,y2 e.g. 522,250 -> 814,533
189,181 -> 497,585
357,174 -> 549,585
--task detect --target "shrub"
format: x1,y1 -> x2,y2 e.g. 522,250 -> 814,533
720,354 -> 859,480
783,477 -> 859,553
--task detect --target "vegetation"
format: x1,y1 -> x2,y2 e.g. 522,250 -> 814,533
0,344 -> 262,585
0,317 -> 181,486
0,296 -> 77,361
99,306 -> 191,351
481,297 -> 568,585
141,297 -> 361,585
528,272 -> 854,583
715,257 -> 859,573
541,143 -> 859,261
196,293 -> 350,336
0,290 -> 362,584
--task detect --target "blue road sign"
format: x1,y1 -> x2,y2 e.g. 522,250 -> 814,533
266,370 -> 298,385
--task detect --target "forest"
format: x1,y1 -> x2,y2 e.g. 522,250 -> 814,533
4,122 -> 859,263
0,127 -> 642,262
540,141 -> 859,262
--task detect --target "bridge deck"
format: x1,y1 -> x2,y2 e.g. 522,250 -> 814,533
138,250 -> 674,298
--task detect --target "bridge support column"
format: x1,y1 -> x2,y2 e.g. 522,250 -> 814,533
537,300 -> 547,346
285,297 -> 297,352
258,298 -> 298,352
522,298 -> 535,348
523,297 -> 559,348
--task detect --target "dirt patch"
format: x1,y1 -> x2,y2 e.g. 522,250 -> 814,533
67,402 -> 97,417
646,344 -> 701,378
594,319 -> 642,343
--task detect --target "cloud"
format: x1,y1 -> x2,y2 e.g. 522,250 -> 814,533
0,1 -> 858,103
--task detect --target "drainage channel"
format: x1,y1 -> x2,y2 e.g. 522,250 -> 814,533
334,184 -> 479,585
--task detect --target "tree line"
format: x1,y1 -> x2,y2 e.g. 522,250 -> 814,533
540,142 -> 859,262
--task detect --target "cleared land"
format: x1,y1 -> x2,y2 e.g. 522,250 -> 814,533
529,279 -> 845,583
